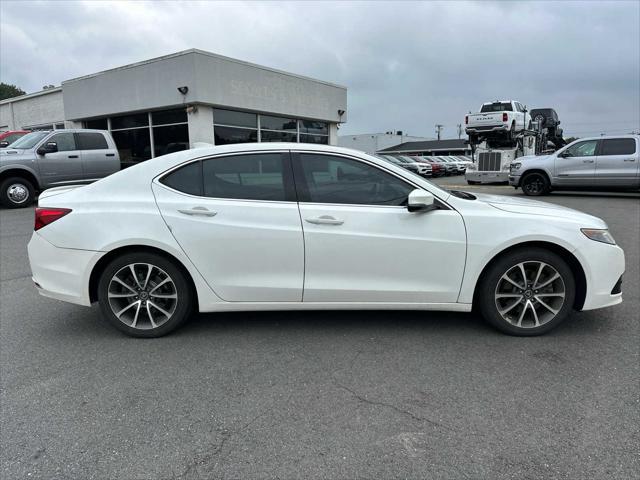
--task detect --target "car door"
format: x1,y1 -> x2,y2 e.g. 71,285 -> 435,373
36,132 -> 85,186
293,152 -> 466,303
152,151 -> 304,302
553,139 -> 598,186
76,131 -> 119,180
595,137 -> 639,187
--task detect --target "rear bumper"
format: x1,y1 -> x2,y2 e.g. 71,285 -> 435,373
465,171 -> 509,183
466,125 -> 509,134
27,232 -> 102,307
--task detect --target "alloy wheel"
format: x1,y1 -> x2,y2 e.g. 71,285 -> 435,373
107,263 -> 178,329
494,261 -> 566,328
523,174 -> 546,195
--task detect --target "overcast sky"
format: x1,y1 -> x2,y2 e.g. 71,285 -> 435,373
1,0 -> 638,138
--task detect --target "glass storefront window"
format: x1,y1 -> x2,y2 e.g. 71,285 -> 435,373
299,120 -> 328,135
261,115 -> 297,132
214,126 -> 258,145
260,130 -> 297,142
300,134 -> 329,144
153,124 -> 189,156
84,119 -> 108,130
152,109 -> 187,126
112,129 -> 151,168
111,113 -> 148,130
213,109 -> 257,128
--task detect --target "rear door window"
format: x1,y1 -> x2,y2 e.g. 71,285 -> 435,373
77,132 -> 108,150
600,138 -> 636,156
202,153 -> 288,201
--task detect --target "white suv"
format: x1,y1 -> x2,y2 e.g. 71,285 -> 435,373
509,135 -> 639,195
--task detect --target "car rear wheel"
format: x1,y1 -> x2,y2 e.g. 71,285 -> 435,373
97,252 -> 193,337
521,172 -> 550,196
477,248 -> 575,336
0,177 -> 35,208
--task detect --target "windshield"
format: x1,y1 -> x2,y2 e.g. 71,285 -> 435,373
480,102 -> 513,113
7,131 -> 49,149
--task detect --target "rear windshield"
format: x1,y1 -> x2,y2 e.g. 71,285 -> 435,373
480,102 -> 513,112
6,131 -> 49,149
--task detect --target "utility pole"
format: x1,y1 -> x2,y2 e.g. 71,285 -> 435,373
457,123 -> 463,139
435,124 -> 444,141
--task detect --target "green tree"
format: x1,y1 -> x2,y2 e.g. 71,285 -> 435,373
0,83 -> 26,101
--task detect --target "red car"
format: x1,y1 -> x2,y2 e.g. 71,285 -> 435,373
0,130 -> 30,148
410,156 -> 445,177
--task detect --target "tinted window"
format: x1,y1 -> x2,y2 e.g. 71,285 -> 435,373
261,115 -> 297,132
261,130 -> 297,142
480,102 -> 513,112
111,113 -> 148,130
214,125 -> 258,145
298,154 -> 413,206
152,109 -> 187,126
600,138 -> 636,156
111,129 -> 151,167
84,119 -> 108,130
203,153 -> 286,201
299,120 -> 328,135
564,140 -> 598,157
300,134 -> 328,144
213,109 -> 257,128
49,132 -> 76,152
161,162 -> 202,196
153,124 -> 189,156
77,132 -> 108,150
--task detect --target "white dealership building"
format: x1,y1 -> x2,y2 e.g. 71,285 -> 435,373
0,49 -> 347,166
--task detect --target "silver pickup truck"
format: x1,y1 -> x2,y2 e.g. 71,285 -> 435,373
0,129 -> 120,208
509,135 -> 639,195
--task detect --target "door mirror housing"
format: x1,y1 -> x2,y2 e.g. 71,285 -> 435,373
37,141 -> 58,155
558,150 -> 571,158
0,141 -> 9,148
407,189 -> 436,212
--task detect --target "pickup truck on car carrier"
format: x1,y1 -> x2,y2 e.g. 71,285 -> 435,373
465,100 -> 532,145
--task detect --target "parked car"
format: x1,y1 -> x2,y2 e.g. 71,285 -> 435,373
415,156 -> 445,177
378,155 -> 432,177
0,130 -> 30,148
465,100 -> 532,142
0,129 -> 120,208
509,135 -> 639,195
426,156 -> 456,176
436,156 -> 466,174
28,143 -> 624,338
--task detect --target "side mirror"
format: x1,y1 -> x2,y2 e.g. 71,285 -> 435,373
37,141 -> 58,155
558,151 -> 571,158
407,189 -> 436,213
0,141 -> 9,148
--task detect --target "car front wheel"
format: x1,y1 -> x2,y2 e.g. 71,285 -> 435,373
97,252 -> 194,337
0,177 -> 35,208
521,172 -> 550,196
477,248 -> 575,336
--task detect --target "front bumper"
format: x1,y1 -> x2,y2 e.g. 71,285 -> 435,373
508,174 -> 522,186
575,242 -> 625,311
465,171 -> 509,183
28,232 -> 102,306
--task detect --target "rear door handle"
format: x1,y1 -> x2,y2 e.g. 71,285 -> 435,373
68,155 -> 79,159
106,153 -> 115,157
582,159 -> 594,163
178,207 -> 217,217
305,215 -> 344,225
623,158 -> 636,162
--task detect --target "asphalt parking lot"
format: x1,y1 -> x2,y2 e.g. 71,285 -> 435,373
1,180 -> 638,479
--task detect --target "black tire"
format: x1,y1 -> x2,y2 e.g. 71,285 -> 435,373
477,248 -> 576,336
97,252 -> 194,337
0,176 -> 35,208
521,172 -> 550,196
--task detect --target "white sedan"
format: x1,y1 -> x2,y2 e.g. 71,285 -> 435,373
28,143 -> 625,337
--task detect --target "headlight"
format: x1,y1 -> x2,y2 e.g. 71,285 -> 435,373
581,228 -> 616,245
510,162 -> 522,170
467,163 -> 477,170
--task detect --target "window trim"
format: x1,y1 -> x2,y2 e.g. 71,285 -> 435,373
157,150 -> 298,203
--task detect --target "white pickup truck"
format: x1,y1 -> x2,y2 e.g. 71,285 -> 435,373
465,100 -> 531,141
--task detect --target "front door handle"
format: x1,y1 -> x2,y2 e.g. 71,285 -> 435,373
178,207 -> 217,217
582,159 -> 594,163
305,215 -> 344,225
623,158 -> 636,162
68,155 -> 79,159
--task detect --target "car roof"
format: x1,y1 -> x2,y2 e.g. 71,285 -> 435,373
571,134 -> 639,142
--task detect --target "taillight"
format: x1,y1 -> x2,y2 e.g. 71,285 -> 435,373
34,207 -> 72,231
465,115 -> 468,125
502,113 -> 508,122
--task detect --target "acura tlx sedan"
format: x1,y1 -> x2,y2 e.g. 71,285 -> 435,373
27,143 -> 625,338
